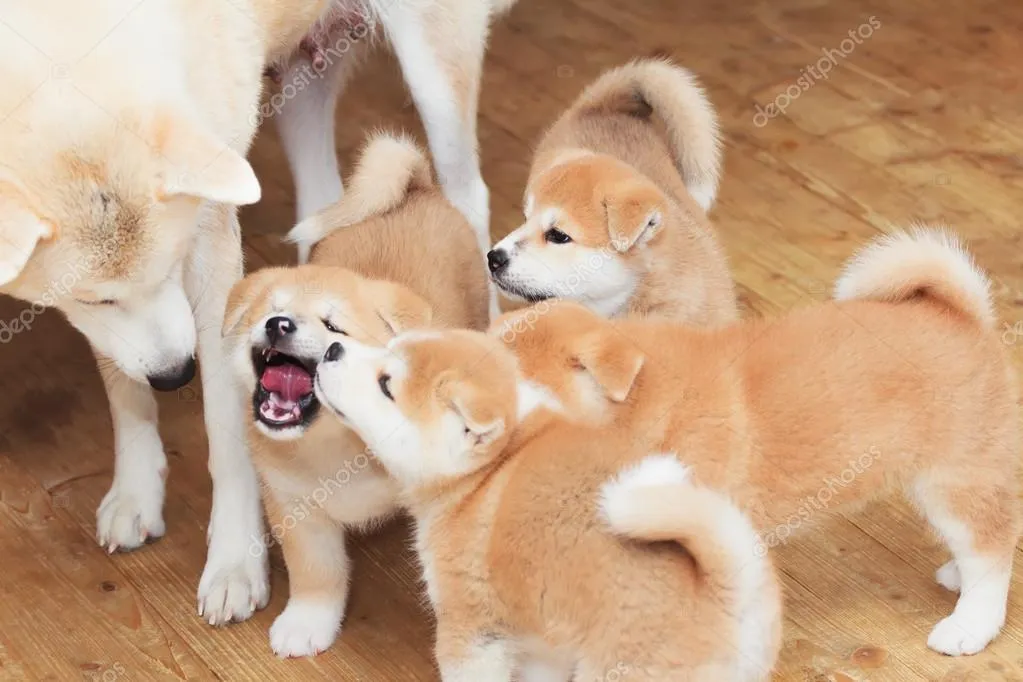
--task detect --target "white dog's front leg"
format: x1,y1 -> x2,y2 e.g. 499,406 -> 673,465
187,204 -> 269,625
382,3 -> 498,318
274,56 -> 357,262
95,357 -> 168,552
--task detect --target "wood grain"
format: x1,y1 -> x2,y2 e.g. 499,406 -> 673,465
1,0 -> 1022,679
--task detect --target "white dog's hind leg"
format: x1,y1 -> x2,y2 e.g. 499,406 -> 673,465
187,204 -> 269,625
95,360 -> 167,552
382,2 -> 499,319
274,56 -> 357,263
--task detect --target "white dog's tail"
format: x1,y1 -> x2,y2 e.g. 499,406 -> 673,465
287,132 -> 434,262
569,58 -> 721,211
600,455 -> 781,679
833,227 -> 995,329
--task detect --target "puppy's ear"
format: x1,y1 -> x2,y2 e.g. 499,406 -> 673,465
574,329 -> 645,402
441,379 -> 507,451
0,180 -> 56,286
155,113 -> 261,206
367,280 -> 433,336
222,268 -> 282,337
604,179 -> 667,253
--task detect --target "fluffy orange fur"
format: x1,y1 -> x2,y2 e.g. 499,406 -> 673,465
492,229 -> 1021,655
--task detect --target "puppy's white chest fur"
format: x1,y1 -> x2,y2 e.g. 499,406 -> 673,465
263,449 -> 398,526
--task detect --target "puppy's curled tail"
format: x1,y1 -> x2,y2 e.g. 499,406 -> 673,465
600,455 -> 781,679
287,132 -> 434,262
833,227 -> 995,329
570,58 -> 721,211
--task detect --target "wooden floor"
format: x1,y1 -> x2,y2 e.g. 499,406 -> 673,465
2,0 -> 1022,679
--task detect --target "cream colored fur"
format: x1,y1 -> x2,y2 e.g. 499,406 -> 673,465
0,0 -> 513,626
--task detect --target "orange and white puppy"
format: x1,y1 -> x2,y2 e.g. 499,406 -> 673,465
487,59 -> 737,325
493,229 -> 1021,657
223,133 -> 489,656
313,330 -> 782,681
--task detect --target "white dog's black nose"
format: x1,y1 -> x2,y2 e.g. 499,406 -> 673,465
324,341 -> 345,362
487,248 -> 510,275
148,357 -> 196,392
265,315 -> 295,343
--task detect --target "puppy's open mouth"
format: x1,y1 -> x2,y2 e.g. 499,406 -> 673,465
251,347 -> 320,430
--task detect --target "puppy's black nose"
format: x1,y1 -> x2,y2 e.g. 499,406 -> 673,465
148,357 -> 196,392
265,315 -> 295,343
324,341 -> 344,362
487,248 -> 510,274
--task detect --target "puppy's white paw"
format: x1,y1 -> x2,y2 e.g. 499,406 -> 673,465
927,613 -> 998,656
935,560 -> 961,592
96,486 -> 166,553
270,599 -> 344,658
197,545 -> 270,626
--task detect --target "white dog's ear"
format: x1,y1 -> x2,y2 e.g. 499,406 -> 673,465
156,115 -> 261,206
0,181 -> 55,286
574,329 -> 645,402
604,179 -> 667,253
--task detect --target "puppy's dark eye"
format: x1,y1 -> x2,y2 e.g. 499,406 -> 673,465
322,319 -> 347,335
378,373 -> 394,401
543,227 -> 572,244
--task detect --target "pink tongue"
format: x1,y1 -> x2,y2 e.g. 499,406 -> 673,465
260,364 -> 312,402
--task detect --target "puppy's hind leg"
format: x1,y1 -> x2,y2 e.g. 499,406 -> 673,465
912,475 -> 1020,656
381,2 -> 499,317
95,358 -> 167,552
274,54 -> 359,263
188,204 -> 269,625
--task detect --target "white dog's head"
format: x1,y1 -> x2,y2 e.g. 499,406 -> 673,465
487,154 -> 670,317
314,329 -> 533,488
0,9 -> 261,389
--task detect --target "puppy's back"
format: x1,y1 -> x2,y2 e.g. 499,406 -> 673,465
535,59 -> 721,213
289,133 -> 489,330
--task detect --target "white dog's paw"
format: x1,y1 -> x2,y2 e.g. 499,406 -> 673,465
270,599 -> 344,658
197,546 -> 270,626
935,560 -> 961,592
96,486 -> 166,552
927,613 -> 998,656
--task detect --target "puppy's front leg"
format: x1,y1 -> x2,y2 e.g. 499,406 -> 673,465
188,204 -> 269,625
266,492 -> 349,658
95,357 -> 167,552
436,624 -> 515,682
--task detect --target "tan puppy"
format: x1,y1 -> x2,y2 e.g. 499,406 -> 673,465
313,329 -> 782,681
487,58 -> 737,324
492,229 -> 1021,657
223,133 -> 488,657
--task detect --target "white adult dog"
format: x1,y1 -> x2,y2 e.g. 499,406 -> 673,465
0,0 -> 512,625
